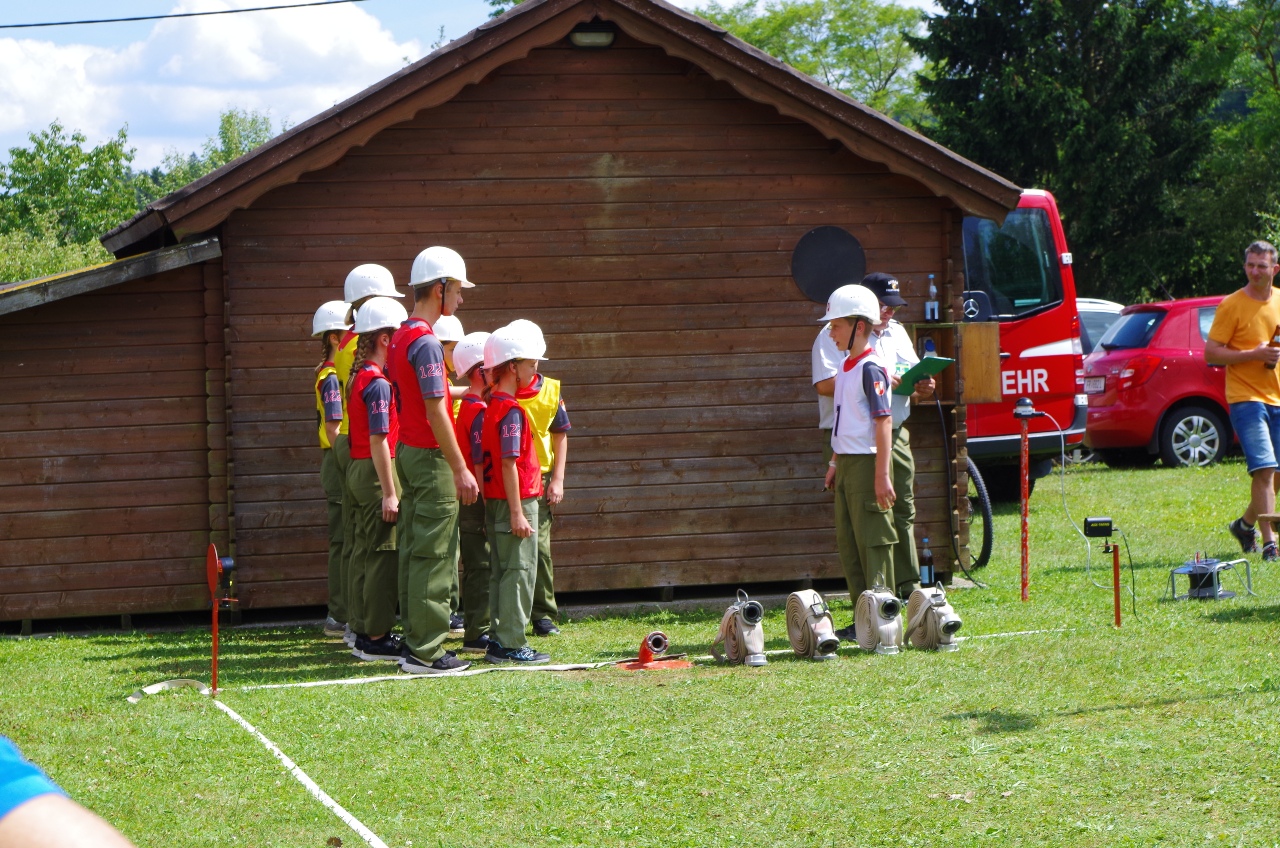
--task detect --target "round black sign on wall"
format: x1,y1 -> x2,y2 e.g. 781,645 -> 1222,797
790,226 -> 866,305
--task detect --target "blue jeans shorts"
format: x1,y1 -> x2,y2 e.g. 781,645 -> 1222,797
1229,401 -> 1280,474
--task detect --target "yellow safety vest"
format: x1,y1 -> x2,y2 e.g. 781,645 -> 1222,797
334,332 -> 358,436
315,363 -> 340,450
517,376 -> 561,475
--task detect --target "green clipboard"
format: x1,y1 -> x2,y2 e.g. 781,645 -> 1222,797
893,356 -> 954,395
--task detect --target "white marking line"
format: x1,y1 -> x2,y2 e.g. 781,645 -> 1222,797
965,627 -> 1073,640
211,698 -> 389,848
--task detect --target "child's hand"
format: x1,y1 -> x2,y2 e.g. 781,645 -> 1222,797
456,468 -> 480,505
823,464 -> 836,491
511,512 -> 534,538
547,477 -> 565,505
875,476 -> 895,510
382,493 -> 399,523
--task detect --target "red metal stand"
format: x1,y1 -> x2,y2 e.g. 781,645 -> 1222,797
1020,418 -> 1030,602
1112,542 -> 1122,628
205,543 -> 221,695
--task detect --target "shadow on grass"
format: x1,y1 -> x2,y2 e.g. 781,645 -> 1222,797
1202,602 -> 1280,624
944,709 -> 1039,734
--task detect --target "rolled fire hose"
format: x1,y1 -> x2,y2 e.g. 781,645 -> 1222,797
711,590 -> 767,666
905,586 -> 963,651
785,590 -> 840,660
854,588 -> 904,655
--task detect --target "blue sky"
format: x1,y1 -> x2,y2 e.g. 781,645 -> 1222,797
0,0 -> 932,170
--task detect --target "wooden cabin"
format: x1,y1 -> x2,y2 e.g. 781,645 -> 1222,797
0,0 -> 1019,624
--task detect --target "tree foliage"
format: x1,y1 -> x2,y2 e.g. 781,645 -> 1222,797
0,109 -> 278,283
698,0 -> 929,125
912,0 -> 1236,301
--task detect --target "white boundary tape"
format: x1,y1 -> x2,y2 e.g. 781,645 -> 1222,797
210,698 -> 390,848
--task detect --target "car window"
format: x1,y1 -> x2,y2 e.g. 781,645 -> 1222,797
1080,310 -> 1121,352
1198,307 -> 1217,343
1100,310 -> 1166,350
962,208 -> 1064,319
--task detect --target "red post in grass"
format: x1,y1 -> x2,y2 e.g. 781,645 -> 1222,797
1020,418 -> 1030,602
205,543 -> 221,695
1112,541 -> 1122,628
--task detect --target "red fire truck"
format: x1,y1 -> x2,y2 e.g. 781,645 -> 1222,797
960,189 -> 1086,499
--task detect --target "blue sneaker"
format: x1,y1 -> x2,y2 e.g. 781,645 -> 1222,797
485,643 -> 550,664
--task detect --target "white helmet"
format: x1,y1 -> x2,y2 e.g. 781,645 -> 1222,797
311,301 -> 351,338
484,321 -> 549,369
505,318 -> 546,359
432,314 -> 465,343
454,332 -> 490,376
410,246 -> 474,288
344,264 -> 402,303
352,296 -> 408,334
820,284 -> 880,324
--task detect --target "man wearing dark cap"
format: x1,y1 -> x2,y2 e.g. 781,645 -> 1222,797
860,272 -> 935,605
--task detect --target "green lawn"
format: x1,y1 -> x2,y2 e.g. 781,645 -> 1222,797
3,459 -> 1280,847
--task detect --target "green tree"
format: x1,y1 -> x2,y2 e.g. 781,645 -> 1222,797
0,121 -> 139,245
138,108 -> 277,203
698,0 -> 930,126
912,0 -> 1235,301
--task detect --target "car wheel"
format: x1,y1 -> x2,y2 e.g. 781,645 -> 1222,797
1096,448 -> 1158,469
1158,405 -> 1227,468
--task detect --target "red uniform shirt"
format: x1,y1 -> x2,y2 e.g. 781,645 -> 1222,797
480,392 -> 542,501
348,362 -> 399,460
387,318 -> 451,450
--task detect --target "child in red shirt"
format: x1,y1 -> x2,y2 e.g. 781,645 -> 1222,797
480,322 -> 549,664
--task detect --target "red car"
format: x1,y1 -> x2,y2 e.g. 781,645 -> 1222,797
1083,295 -> 1229,467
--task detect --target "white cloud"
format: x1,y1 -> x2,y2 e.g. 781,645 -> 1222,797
0,0 -> 422,168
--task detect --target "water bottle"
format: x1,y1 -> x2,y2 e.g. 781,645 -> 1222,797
925,273 -> 940,322
920,537 -> 935,586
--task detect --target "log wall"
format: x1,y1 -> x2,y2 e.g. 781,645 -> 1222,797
221,33 -> 967,606
0,268 -> 214,619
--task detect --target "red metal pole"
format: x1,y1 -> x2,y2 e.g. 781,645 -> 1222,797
1020,418 -> 1030,602
1112,543 -> 1122,628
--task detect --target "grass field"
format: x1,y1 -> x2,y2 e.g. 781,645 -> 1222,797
4,459 -> 1280,846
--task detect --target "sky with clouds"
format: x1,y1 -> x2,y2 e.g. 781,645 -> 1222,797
0,0 -> 934,170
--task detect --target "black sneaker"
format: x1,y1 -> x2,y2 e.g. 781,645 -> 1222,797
459,634 -> 493,655
355,633 -> 403,662
401,650 -> 471,675
449,614 -> 465,636
532,617 -> 561,637
485,643 -> 551,664
1230,517 -> 1259,553
1264,541 -> 1279,562
834,625 -> 857,643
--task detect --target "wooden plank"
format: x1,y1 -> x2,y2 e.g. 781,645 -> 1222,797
0,423 -> 206,460
553,553 -> 843,592
0,584 -> 210,620
0,345 -> 206,377
0,451 -> 207,487
0,478 -> 208,514
1,370 -> 206,405
0,531 -> 207,567
12,291 -> 207,325
0,396 -> 206,432
0,504 -> 208,541
237,579 -> 327,609
551,527 -> 833,567
0,558 -> 205,594
225,196 -> 940,237
1,316 -> 206,350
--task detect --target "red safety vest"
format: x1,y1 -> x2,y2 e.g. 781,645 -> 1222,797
481,393 -> 542,501
455,393 -> 486,468
348,362 -> 399,460
387,318 -> 451,450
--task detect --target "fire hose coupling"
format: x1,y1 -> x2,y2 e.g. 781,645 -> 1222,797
905,586 -> 963,652
712,589 -> 768,666
785,590 -> 839,660
637,631 -> 669,664
854,587 -> 905,655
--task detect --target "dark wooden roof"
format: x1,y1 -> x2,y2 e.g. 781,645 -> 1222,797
0,238 -> 221,316
101,0 -> 1020,257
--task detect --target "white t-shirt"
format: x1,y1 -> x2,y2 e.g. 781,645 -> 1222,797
871,320 -> 920,428
831,349 -> 893,455
811,325 -> 847,429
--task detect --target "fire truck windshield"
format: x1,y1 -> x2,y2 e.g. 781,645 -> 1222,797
962,208 -> 1064,320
